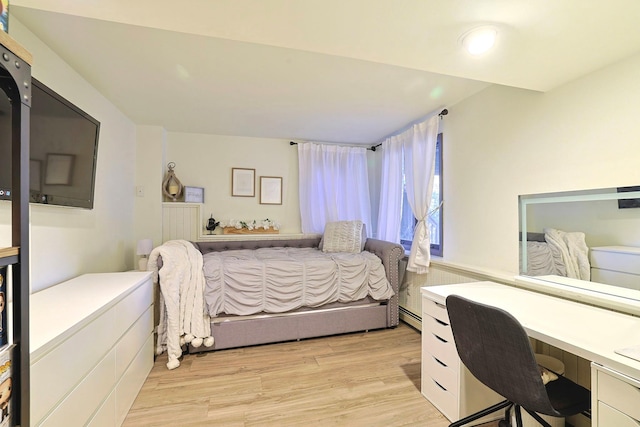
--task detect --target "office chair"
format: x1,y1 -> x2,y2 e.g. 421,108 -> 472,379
445,295 -> 591,427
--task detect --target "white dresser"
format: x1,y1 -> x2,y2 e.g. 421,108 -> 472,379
30,272 -> 154,427
421,288 -> 502,423
590,245 -> 640,290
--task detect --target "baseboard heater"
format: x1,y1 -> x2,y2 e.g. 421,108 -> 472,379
399,306 -> 422,330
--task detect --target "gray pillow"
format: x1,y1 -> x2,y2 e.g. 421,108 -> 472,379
321,220 -> 367,253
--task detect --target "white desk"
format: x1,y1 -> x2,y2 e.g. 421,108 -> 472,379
421,281 -> 640,426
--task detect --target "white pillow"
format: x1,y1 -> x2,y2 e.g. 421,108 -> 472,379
321,220 -> 366,253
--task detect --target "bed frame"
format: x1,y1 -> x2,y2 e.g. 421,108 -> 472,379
181,237 -> 405,352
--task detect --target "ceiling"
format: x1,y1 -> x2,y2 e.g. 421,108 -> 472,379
10,0 -> 640,144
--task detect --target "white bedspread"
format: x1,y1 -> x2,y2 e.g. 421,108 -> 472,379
202,247 -> 394,317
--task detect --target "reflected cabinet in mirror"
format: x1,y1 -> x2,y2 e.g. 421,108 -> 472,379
518,186 -> 640,292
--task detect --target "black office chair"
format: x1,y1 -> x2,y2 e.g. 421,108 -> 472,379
445,294 -> 591,427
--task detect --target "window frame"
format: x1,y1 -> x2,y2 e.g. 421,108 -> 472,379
430,132 -> 444,257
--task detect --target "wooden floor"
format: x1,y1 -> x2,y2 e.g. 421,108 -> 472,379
123,323 -> 460,426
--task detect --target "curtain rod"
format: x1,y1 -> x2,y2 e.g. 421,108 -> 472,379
289,141 -> 380,151
375,108 -> 449,147
290,109 -> 448,152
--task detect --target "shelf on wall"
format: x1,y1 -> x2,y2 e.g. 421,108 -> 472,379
0,247 -> 19,267
0,247 -> 19,258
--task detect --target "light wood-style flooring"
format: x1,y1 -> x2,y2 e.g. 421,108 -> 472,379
123,323 -> 461,426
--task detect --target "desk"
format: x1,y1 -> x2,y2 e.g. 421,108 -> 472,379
421,281 -> 640,427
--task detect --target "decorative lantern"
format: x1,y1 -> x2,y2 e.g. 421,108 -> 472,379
162,162 -> 184,201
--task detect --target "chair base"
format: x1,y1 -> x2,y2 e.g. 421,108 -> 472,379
448,400 -> 512,427
448,401 -> 556,427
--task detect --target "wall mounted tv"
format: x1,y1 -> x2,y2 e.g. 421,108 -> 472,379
0,78 -> 101,208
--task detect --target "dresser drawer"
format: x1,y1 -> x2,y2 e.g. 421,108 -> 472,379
422,373 -> 457,421
598,402 -> 640,427
31,305 -> 117,424
598,368 -> 640,421
422,296 -> 449,324
39,349 -> 116,427
87,390 -> 116,427
423,313 -> 454,342
423,351 -> 458,395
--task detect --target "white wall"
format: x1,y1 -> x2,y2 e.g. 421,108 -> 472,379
442,52 -> 640,275
1,18 -> 139,292
165,133 -> 301,234
527,197 -> 640,248
8,12 -> 640,289
134,126 -> 166,250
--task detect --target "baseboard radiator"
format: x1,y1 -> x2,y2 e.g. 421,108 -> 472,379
399,261 -> 484,330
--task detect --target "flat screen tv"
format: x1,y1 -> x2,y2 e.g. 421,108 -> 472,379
0,78 -> 100,208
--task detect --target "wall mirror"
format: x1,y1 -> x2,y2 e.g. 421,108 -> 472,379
517,186 -> 640,314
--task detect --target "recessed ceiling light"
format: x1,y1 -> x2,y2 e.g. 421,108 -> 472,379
461,26 -> 498,56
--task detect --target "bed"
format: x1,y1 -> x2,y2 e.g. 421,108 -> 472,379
150,225 -> 404,369
519,228 -> 590,280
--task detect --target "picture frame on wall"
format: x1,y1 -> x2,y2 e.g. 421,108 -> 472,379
231,168 -> 255,197
184,186 -> 205,203
260,176 -> 283,205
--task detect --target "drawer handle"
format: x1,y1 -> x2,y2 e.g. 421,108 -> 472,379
433,356 -> 448,368
435,318 -> 448,327
434,301 -> 446,309
433,333 -> 448,344
433,379 -> 447,392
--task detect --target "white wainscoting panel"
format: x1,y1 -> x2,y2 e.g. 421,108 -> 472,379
162,203 -> 201,242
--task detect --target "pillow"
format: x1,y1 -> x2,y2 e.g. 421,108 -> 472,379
321,220 -> 367,253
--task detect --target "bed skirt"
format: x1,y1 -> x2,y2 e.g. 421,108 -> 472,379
189,303 -> 389,352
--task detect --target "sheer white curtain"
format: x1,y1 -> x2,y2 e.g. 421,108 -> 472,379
404,115 -> 439,273
298,142 -> 372,235
377,114 -> 440,274
376,135 -> 403,243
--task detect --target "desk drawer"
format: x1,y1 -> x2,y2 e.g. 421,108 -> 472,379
422,313 -> 454,342
598,368 -> 640,421
598,402 -> 640,427
423,351 -> 458,395
423,329 -> 458,365
422,373 -> 457,421
422,297 -> 449,324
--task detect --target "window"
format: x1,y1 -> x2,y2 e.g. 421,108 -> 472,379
400,133 -> 443,256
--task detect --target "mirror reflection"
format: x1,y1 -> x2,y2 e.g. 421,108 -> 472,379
519,186 -> 640,296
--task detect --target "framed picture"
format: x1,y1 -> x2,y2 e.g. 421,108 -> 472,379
45,153 -> 74,185
260,176 -> 283,205
232,168 -> 255,197
184,186 -> 205,203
